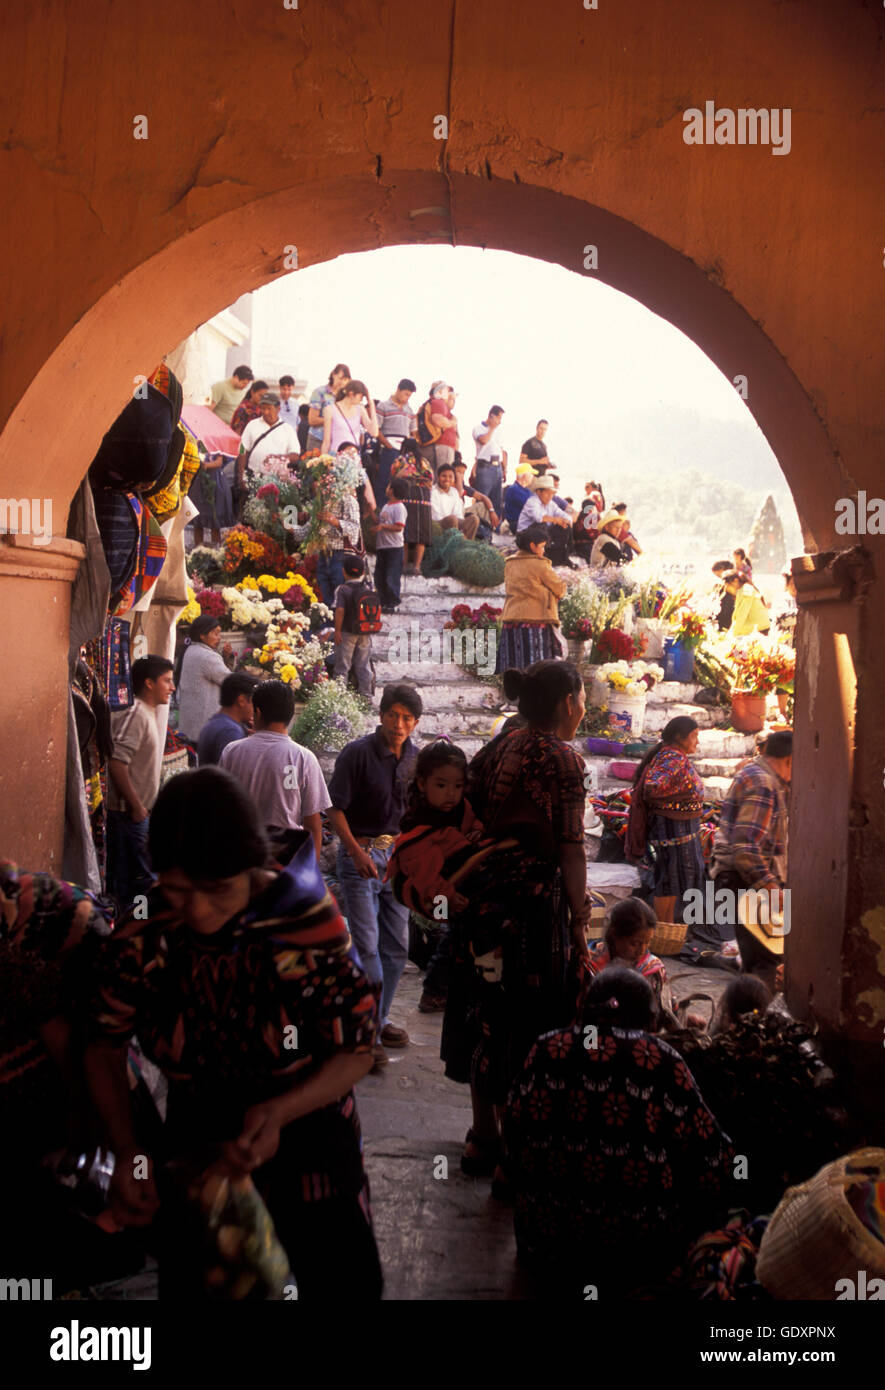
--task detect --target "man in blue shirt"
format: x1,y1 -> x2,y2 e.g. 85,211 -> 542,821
328,683 -> 422,1071
196,673 -> 257,765
503,461 -> 536,532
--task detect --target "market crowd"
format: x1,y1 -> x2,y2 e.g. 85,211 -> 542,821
2,359 -> 866,1308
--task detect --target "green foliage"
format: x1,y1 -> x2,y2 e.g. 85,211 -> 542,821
449,542 -> 505,587
187,546 -> 224,586
422,529 -> 466,577
289,679 -> 372,753
559,578 -> 631,641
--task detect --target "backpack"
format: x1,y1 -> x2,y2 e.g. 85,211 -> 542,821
414,399 -> 443,447
341,578 -> 382,635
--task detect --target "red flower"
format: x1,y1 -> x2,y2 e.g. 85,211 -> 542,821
645,1101 -> 663,1134
528,1089 -> 552,1122
582,1152 -> 605,1184
673,1061 -> 694,1090
694,1106 -> 714,1138
631,1037 -> 661,1070
622,1159 -> 649,1187
660,1163 -> 673,1190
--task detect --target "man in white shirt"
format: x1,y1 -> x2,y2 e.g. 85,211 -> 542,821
430,462 -> 479,539
237,392 -> 301,489
516,473 -> 574,566
278,374 -> 300,427
219,679 -> 331,863
471,404 -> 507,522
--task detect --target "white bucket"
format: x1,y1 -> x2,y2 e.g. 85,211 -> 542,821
634,617 -> 666,659
607,691 -> 647,737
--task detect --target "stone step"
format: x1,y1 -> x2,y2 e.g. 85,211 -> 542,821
643,701 -> 725,732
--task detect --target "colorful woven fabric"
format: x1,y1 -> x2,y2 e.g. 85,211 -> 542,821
112,501 -> 168,615
145,420 -> 202,524
681,1211 -> 770,1300
100,616 -> 133,710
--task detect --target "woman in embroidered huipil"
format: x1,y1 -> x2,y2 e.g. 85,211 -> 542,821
626,715 -> 704,924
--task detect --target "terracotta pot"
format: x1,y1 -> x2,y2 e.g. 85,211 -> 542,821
731,689 -> 767,733
777,691 -> 790,716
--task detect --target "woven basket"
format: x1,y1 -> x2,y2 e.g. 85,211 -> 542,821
756,1148 -> 885,1300
649,921 -> 688,956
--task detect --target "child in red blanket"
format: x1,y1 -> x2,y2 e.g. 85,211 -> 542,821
386,741 -> 514,919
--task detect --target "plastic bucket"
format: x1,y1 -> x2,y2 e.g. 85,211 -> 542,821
663,637 -> 694,683
607,691 -> 647,737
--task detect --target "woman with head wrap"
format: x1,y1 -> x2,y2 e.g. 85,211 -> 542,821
175,615 -> 234,744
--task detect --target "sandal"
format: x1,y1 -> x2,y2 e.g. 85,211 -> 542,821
460,1128 -> 500,1177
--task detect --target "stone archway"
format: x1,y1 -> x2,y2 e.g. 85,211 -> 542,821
1,0 -> 882,1121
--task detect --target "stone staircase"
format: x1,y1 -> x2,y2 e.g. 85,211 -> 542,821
316,568 -> 757,804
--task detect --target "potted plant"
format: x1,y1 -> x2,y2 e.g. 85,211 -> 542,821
633,578 -> 669,657
728,637 -> 796,733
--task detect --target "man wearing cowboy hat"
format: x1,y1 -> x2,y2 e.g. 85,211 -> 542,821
709,730 -> 792,989
516,472 -> 574,566
590,508 -> 633,568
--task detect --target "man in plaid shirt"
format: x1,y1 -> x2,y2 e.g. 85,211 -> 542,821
709,730 -> 792,984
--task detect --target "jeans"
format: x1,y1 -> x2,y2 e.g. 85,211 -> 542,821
377,446 -> 400,499
334,632 -> 374,695
336,843 -> 409,1025
316,549 -> 346,607
473,461 -> 504,520
374,546 -> 403,606
107,809 -> 153,913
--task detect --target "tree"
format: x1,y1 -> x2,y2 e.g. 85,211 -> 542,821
747,495 -> 786,572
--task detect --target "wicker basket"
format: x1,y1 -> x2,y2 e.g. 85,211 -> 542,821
649,921 -> 688,956
756,1148 -> 885,1300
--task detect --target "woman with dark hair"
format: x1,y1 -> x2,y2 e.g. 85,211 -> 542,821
724,570 -> 770,637
586,895 -> 671,1016
497,522 -> 567,671
84,767 -> 381,1301
321,378 -> 379,458
175,614 -> 234,743
390,438 -> 434,575
443,659 -> 590,1188
504,964 -> 734,1294
626,715 -> 705,924
306,363 -> 351,452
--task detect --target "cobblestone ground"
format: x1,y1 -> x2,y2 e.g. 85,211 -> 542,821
357,958 -> 731,1301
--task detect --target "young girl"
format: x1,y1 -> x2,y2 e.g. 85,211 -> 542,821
586,895 -> 673,1017
387,741 -> 508,919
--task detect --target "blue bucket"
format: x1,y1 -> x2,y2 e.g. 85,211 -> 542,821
663,637 -> 694,684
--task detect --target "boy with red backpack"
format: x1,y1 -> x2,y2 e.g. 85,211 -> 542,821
333,555 -> 382,696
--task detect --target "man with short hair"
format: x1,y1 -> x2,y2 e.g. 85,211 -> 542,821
219,679 -> 331,863
278,374 -> 299,428
237,392 -> 301,492
328,684 -> 422,1068
709,730 -> 792,988
106,656 -> 175,911
431,462 -> 479,540
519,419 -> 552,474
197,673 -> 257,766
471,405 -> 507,520
376,379 -> 417,497
452,458 -> 498,541
209,364 -> 253,426
231,379 -> 269,436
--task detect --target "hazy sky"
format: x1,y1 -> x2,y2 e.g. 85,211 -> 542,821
247,244 -> 788,505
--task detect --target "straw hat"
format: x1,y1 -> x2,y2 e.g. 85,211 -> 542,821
737,889 -> 787,955
528,474 -> 555,493
598,508 -> 626,532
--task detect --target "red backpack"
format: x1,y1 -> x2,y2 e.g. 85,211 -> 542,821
342,579 -> 382,634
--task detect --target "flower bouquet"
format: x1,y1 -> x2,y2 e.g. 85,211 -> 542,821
448,602 -> 503,631
729,635 -> 795,695
220,587 -> 286,632
595,627 -> 644,663
221,526 -> 289,582
298,453 -> 363,558
290,679 -> 372,753
594,660 -> 665,697
177,585 -> 201,626
670,607 -> 708,650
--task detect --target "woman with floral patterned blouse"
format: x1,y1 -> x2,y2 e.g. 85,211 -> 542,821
505,965 -> 734,1295
85,767 -> 381,1301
